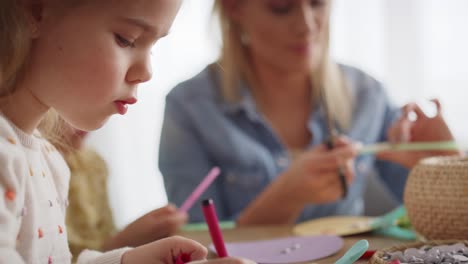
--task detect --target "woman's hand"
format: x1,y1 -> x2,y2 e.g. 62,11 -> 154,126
378,99 -> 462,168
236,136 -> 359,225
103,204 -> 188,250
279,136 -> 359,204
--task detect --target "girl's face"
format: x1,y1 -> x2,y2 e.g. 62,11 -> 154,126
231,0 -> 330,74
27,0 -> 181,131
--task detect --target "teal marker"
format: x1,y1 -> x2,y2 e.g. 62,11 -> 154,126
335,239 -> 369,264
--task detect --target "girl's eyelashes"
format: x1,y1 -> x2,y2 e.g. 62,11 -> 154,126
309,0 -> 327,8
268,0 -> 327,15
269,1 -> 293,15
115,34 -> 136,48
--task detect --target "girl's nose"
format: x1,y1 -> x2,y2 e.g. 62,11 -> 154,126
126,55 -> 152,84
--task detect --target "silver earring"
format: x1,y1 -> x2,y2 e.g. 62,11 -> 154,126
30,21 -> 39,36
240,32 -> 250,46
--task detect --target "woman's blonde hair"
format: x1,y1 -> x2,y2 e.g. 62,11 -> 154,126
213,1 -> 353,130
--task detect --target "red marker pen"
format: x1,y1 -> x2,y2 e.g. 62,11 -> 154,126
358,250 -> 376,260
202,199 -> 228,257
174,253 -> 191,264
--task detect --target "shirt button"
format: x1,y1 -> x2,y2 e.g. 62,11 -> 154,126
358,162 -> 367,174
276,156 -> 289,167
226,174 -> 236,184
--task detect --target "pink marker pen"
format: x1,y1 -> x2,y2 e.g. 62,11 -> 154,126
179,167 -> 221,213
202,199 -> 228,257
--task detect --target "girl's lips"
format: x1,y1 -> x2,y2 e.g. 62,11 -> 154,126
114,97 -> 137,115
123,97 -> 138,105
114,101 -> 129,115
291,45 -> 310,55
289,42 -> 314,55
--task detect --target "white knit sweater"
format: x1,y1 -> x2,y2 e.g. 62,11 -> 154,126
0,115 -> 129,264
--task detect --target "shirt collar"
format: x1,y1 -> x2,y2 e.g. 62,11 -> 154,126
219,77 -> 338,141
221,79 -> 263,122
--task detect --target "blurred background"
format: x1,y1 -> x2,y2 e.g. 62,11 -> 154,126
86,0 -> 468,228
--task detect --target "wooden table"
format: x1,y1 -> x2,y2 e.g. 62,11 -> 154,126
178,225 -> 413,263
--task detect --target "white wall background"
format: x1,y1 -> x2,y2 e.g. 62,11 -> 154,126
86,0 -> 468,228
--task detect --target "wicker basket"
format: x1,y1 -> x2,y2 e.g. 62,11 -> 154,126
403,156 -> 468,240
369,240 -> 468,264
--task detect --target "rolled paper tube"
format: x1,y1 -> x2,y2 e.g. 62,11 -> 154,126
359,141 -> 459,155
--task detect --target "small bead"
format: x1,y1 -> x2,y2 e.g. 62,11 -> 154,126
29,167 -> 34,176
292,243 -> 301,249
20,207 -> 27,217
48,256 -> 53,264
42,171 -> 46,177
5,190 -> 15,201
48,200 -> 53,207
7,138 -> 16,145
38,228 -> 44,238
58,225 -> 63,234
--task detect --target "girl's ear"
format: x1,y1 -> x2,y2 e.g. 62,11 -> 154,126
222,0 -> 243,24
24,0 -> 45,38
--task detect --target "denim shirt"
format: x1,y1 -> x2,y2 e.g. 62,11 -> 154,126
159,64 -> 408,223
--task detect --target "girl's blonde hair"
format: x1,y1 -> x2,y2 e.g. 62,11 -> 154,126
213,1 -> 353,130
0,0 -> 31,96
0,0 -> 73,145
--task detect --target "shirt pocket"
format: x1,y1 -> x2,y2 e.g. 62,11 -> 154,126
221,164 -> 266,216
223,163 -> 265,191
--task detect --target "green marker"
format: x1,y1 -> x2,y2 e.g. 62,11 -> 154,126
181,221 -> 235,231
359,140 -> 460,155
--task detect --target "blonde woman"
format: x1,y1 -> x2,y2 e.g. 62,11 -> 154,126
159,0 -> 458,225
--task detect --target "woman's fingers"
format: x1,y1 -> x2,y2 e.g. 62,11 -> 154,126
313,176 -> 344,203
305,146 -> 358,170
344,159 -> 355,184
430,98 -> 442,116
402,102 -> 427,119
333,136 -> 352,146
387,117 -> 412,143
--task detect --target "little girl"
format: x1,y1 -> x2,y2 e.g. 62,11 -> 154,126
0,0 -> 252,263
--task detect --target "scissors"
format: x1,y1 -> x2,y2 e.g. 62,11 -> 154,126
370,205 -> 416,240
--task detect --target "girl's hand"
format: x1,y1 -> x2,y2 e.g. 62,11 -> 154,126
121,236 -> 207,264
103,204 -> 188,250
279,136 -> 359,204
121,236 -> 256,264
189,258 -> 256,264
378,99 -> 461,168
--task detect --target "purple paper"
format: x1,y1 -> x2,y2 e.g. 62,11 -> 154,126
209,235 -> 343,263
